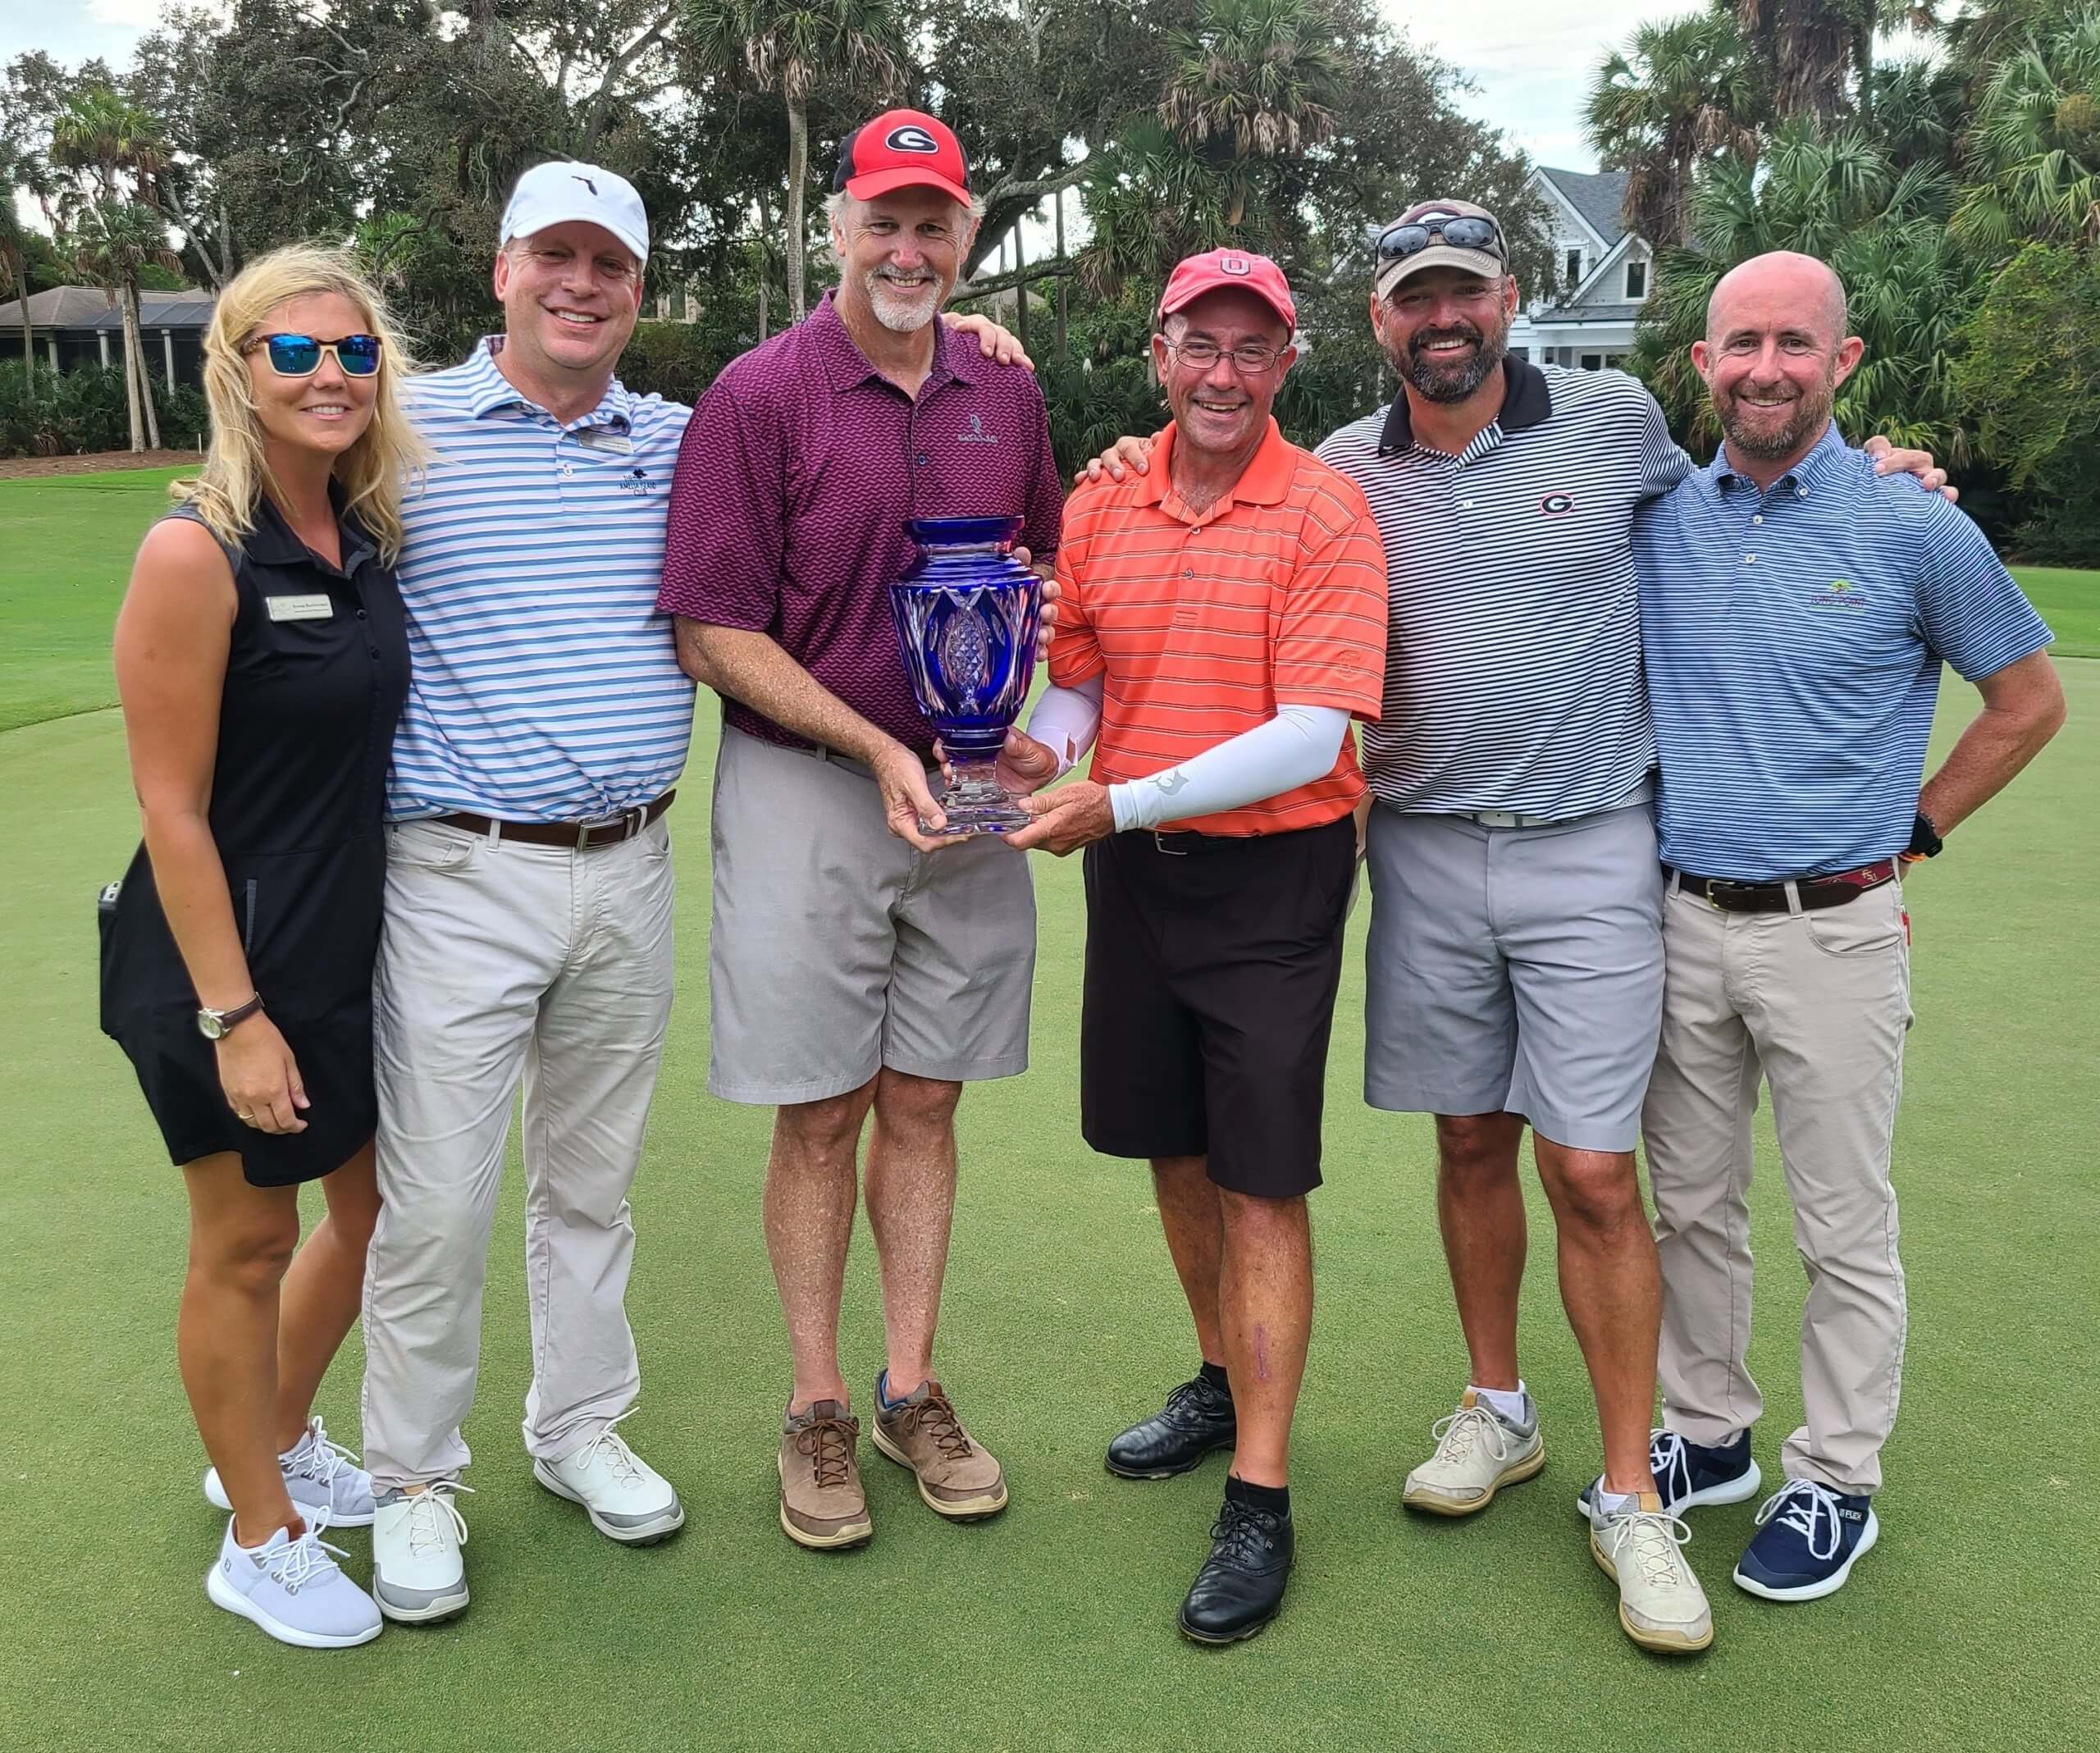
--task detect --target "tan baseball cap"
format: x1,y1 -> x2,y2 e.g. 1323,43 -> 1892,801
1372,199 -> 1507,299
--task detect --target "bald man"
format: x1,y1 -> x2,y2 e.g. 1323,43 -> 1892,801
1628,249 -> 2063,1601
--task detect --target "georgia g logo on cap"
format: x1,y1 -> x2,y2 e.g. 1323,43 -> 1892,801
885,124 -> 940,155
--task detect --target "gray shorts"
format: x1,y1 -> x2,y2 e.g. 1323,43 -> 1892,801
708,726 -> 1036,1105
1362,799 -> 1663,1153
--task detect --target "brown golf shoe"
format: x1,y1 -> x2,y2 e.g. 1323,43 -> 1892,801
778,1400 -> 874,1550
870,1379 -> 1009,1519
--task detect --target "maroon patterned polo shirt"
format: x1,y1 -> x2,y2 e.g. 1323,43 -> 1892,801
658,292 -> 1065,755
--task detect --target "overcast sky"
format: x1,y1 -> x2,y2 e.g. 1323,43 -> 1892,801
5,0 -> 1705,176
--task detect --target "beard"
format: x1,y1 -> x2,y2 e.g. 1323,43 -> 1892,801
862,266 -> 945,333
1714,381 -> 1834,459
1388,318 -> 1509,404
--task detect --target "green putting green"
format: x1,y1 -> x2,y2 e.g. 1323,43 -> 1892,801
1,470 -> 2094,1750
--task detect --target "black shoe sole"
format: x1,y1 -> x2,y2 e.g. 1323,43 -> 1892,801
1176,1606 -> 1279,1645
1104,1436 -> 1236,1481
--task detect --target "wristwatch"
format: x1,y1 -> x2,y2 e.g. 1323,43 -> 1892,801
196,992 -> 266,1040
1901,811 -> 1942,862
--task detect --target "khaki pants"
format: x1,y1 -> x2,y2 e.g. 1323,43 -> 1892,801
1641,878 -> 1912,1494
361,816 -> 678,1489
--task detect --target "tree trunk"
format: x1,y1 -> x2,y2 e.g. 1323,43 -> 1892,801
7,248 -> 32,406
118,284 -> 145,452
786,94 -> 809,326
1053,189 -> 1067,358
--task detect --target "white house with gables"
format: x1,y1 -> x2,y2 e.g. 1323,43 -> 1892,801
1507,167 -> 1654,372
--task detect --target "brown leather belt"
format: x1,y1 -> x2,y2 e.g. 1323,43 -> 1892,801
435,790 -> 675,851
1669,858 -> 1897,913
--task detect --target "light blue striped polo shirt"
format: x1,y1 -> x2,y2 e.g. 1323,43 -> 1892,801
1636,423 -> 2052,881
386,338 -> 696,822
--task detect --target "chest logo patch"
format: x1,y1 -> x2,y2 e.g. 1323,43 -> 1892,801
1539,492 -> 1576,515
1811,578 -> 1865,610
957,413 -> 999,445
618,466 -> 653,496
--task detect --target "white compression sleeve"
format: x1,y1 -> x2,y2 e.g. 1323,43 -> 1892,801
1024,675 -> 1105,777
1110,704 -> 1350,833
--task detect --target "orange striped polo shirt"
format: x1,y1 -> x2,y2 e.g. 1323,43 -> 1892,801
1048,418 -> 1390,836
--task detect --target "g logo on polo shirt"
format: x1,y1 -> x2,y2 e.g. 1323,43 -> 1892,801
1540,492 -> 1576,516
885,124 -> 940,154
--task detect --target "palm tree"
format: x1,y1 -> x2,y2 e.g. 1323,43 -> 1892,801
1950,5 -> 2100,253
685,0 -> 907,325
49,85 -> 176,451
1733,0 -> 1874,126
1159,0 -> 1347,226
1586,7 -> 1768,246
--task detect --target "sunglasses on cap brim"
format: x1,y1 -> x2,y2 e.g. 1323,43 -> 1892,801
243,333 -> 383,377
1376,215 -> 1506,265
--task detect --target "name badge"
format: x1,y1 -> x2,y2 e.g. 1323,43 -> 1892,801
577,429 -> 633,455
266,594 -> 334,622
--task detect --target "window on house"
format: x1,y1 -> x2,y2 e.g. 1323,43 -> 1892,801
1564,248 -> 1583,288
1580,352 -> 1605,371
1625,261 -> 1647,299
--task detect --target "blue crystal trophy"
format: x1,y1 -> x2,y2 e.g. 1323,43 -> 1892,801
889,514 -> 1042,835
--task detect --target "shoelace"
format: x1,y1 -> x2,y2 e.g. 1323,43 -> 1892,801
403,1481 -> 473,1559
1429,1403 -> 1509,1466
286,1417 -> 362,1491
1602,1502 -> 1696,1590
1753,1477 -> 1843,1561
1650,1429 -> 1691,1507
1163,1378 -> 1228,1425
794,1416 -> 856,1490
254,1520 -> 350,1596
568,1410 -> 646,1488
904,1390 -> 975,1462
1207,1500 -> 1281,1568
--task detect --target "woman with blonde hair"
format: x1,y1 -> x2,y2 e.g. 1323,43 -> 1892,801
100,244 -> 423,1648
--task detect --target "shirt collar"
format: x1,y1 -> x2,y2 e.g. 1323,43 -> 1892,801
460,335 -> 636,431
244,478 -> 375,576
1139,418 -> 1292,517
810,290 -> 978,394
1706,418 -> 1847,497
1376,354 -> 1552,457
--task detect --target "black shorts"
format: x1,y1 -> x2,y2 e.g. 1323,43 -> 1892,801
1079,816 -> 1356,1199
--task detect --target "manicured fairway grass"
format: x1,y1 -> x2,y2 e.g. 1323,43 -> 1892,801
2,676 -> 2096,1749
2,468 -> 2096,733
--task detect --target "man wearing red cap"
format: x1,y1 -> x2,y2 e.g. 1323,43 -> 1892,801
1005,249 -> 1389,1642
658,111 -> 1062,1553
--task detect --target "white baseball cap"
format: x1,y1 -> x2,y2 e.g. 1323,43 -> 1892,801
500,161 -> 649,263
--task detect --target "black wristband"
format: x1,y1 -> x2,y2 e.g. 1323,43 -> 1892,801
1905,811 -> 1942,860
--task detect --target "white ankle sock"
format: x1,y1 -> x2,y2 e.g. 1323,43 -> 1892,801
1596,1488 -> 1641,1517
1471,1382 -> 1528,1423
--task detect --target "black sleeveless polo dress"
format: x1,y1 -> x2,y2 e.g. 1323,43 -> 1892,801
99,492 -> 409,1186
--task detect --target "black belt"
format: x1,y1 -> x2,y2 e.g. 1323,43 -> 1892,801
1144,818 -> 1348,857
1669,858 -> 1897,913
433,790 -> 675,851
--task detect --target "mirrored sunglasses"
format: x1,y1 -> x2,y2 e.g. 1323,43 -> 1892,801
245,333 -> 383,377
1376,215 -> 1506,264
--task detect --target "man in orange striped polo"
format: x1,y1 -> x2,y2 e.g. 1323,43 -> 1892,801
1006,249 -> 1389,1643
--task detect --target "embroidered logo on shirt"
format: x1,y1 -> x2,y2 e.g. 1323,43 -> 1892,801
1810,578 -> 1864,610
957,413 -> 999,445
1540,492 -> 1575,515
618,466 -> 653,496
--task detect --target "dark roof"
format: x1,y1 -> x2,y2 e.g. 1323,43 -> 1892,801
0,285 -> 214,330
1539,168 -> 1632,247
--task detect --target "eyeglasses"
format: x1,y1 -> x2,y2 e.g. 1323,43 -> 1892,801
1164,337 -> 1286,375
1376,214 -> 1506,265
244,333 -> 383,377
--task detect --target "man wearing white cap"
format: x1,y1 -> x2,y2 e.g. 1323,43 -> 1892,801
356,159 -> 691,1624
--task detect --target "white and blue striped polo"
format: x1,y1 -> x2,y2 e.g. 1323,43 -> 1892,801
386,338 -> 696,823
1319,361 -> 1691,819
1636,423 -> 2053,881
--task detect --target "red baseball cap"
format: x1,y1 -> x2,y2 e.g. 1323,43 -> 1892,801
1158,249 -> 1297,334
833,109 -> 972,208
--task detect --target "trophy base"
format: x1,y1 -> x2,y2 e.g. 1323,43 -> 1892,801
922,765 -> 1029,836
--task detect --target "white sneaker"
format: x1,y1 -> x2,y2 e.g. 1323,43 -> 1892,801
371,1482 -> 472,1624
533,1412 -> 685,1545
204,1514 -> 382,1649
204,1417 -> 377,1527
1402,1389 -> 1545,1516
1587,1490 -> 1714,1654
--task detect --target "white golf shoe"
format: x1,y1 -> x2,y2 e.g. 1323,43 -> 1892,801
371,1481 -> 472,1624
204,1416 -> 376,1528
533,1413 -> 685,1545
204,1514 -> 382,1649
